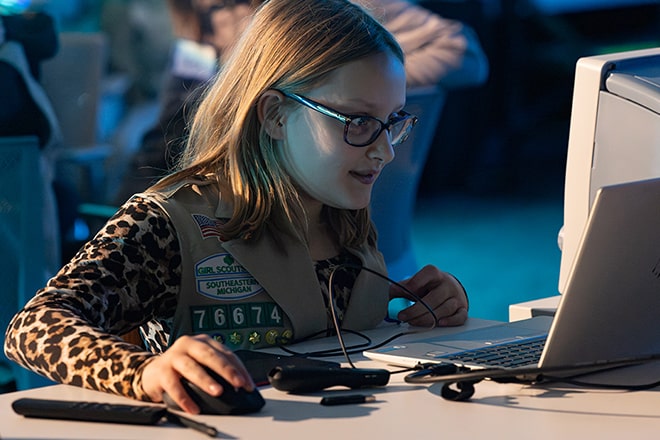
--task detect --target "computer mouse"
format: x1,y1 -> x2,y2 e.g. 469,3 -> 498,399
163,366 -> 265,415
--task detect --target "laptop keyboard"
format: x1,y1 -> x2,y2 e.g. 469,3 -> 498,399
445,336 -> 547,368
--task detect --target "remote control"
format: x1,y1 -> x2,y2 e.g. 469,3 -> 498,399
12,398 -> 167,425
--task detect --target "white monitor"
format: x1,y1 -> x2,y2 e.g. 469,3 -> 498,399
558,47 -> 660,294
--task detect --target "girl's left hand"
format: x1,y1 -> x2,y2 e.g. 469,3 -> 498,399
389,265 -> 468,327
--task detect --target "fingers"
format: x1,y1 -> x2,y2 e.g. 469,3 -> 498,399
187,337 -> 254,391
399,295 -> 464,327
141,334 -> 253,414
394,265 -> 469,327
389,265 -> 447,301
439,306 -> 468,327
157,364 -> 202,414
141,353 -> 203,414
389,264 -> 436,290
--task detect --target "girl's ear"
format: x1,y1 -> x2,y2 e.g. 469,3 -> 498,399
257,90 -> 286,140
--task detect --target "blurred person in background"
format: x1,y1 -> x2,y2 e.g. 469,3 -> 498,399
0,0 -> 61,393
113,0 -> 488,204
0,3 -> 63,269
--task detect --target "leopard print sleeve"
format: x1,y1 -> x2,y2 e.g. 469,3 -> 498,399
3,196 -> 181,401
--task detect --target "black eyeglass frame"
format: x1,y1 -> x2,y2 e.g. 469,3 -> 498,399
280,91 -> 418,147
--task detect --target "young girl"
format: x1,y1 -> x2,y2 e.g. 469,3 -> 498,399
4,0 -> 468,414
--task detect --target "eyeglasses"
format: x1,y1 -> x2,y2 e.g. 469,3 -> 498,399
281,92 -> 418,147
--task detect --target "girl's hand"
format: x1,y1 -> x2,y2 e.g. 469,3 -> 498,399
141,334 -> 254,414
390,265 -> 468,327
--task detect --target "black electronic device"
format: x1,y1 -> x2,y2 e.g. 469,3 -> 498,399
235,350 -> 341,385
268,365 -> 390,393
12,398 -> 167,425
163,366 -> 266,415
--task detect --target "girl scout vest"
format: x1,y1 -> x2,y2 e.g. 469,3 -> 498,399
146,178 -> 389,351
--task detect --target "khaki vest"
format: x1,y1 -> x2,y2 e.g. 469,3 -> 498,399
145,178 -> 389,350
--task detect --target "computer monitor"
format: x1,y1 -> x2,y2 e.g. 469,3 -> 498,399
558,47 -> 660,294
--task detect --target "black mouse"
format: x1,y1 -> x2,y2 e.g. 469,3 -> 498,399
163,366 -> 265,415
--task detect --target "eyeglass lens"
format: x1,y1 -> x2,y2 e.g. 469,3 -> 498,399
346,116 -> 414,147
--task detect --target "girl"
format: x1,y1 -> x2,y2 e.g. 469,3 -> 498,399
4,0 -> 468,414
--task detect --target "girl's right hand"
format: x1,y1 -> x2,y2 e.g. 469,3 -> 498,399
141,334 -> 254,414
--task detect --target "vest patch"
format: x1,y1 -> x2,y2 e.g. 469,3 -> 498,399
192,213 -> 226,240
195,253 -> 263,300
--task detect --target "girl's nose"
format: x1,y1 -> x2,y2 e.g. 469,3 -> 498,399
367,130 -> 395,165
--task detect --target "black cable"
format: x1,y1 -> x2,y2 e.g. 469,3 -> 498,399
327,263 -> 358,367
276,329 -> 373,358
404,353 -> 660,401
540,376 -> 660,391
274,264 -> 439,362
326,263 -> 438,368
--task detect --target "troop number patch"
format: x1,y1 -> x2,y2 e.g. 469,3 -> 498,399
191,302 -> 283,331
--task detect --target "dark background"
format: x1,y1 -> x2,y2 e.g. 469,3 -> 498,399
417,0 -> 660,199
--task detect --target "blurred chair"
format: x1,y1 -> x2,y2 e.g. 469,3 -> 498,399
371,85 -> 446,282
0,136 -> 57,390
40,32 -> 113,204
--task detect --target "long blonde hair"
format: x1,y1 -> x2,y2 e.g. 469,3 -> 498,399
152,0 -> 404,247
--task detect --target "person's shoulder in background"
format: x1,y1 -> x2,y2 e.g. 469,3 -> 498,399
354,0 -> 489,89
1,12 -> 58,77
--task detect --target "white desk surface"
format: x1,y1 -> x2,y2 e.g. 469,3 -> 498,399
2,318 -> 659,439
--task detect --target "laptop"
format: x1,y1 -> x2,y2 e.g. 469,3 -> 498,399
364,178 -> 660,372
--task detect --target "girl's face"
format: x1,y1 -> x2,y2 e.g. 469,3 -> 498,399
281,51 -> 406,212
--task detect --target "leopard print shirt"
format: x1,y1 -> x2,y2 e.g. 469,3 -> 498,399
4,196 -> 358,401
4,197 -> 178,400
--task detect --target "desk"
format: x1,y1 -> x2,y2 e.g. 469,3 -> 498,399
2,319 -> 659,439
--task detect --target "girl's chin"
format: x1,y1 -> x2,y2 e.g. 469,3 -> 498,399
327,198 -> 371,211
313,189 -> 371,211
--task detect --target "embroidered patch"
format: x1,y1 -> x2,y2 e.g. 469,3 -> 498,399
195,253 -> 263,300
192,213 -> 226,240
